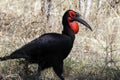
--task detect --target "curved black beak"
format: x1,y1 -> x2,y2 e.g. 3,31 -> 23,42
73,13 -> 92,31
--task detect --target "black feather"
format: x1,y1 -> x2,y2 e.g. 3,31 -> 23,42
0,10 -> 82,80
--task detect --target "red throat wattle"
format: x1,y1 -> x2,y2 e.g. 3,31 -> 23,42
68,17 -> 79,34
69,21 -> 79,34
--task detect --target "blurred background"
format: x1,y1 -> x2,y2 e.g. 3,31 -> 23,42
0,0 -> 120,80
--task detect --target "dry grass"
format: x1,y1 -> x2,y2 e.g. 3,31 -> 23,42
0,0 -> 120,80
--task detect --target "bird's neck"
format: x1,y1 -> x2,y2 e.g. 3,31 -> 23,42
62,26 -> 75,41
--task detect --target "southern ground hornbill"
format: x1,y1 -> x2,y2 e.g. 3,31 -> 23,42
0,10 -> 92,80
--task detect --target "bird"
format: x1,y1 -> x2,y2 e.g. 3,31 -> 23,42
0,10 -> 92,80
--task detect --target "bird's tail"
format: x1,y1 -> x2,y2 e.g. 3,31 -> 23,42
0,52 -> 20,61
0,50 -> 29,61
0,56 -> 11,61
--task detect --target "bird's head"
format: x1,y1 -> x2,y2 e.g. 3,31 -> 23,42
62,10 -> 92,34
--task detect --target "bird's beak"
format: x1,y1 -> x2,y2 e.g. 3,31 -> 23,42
73,13 -> 92,31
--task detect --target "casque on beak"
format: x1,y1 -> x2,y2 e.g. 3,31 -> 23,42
73,12 -> 92,31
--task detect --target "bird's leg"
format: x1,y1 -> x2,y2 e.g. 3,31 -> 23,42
53,62 -> 64,80
24,61 -> 29,75
35,64 -> 42,80
37,65 -> 41,76
23,61 -> 33,75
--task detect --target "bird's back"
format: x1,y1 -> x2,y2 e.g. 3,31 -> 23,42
11,33 -> 73,63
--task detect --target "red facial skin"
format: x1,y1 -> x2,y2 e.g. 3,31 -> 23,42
68,11 -> 79,34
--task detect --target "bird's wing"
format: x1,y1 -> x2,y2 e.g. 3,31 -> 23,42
12,33 -> 71,59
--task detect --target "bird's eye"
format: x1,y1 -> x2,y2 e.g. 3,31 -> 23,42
69,11 -> 76,18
